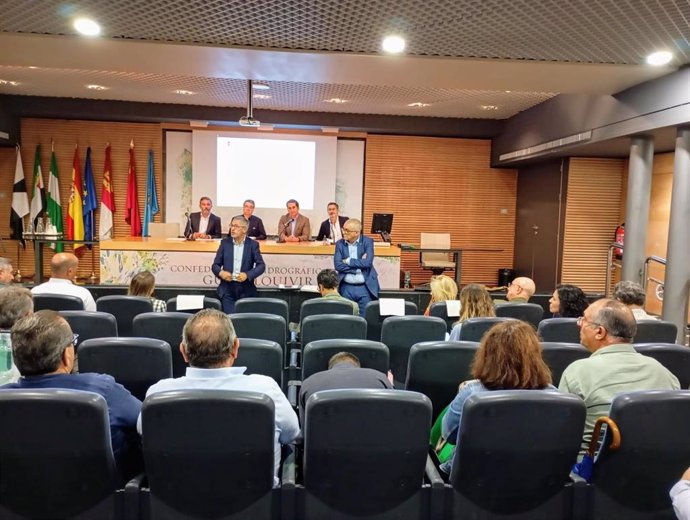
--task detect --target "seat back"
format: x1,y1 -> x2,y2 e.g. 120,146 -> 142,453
33,293 -> 84,311
537,317 -> 581,343
634,319 -> 678,344
234,338 -> 283,387
420,232 -> 452,267
591,390 -> 690,517
302,339 -> 389,379
59,311 -> 118,352
300,298 -> 355,324
429,301 -> 459,333
458,317 -> 514,342
142,390 -> 275,519
165,296 -> 221,313
364,300 -> 418,341
303,389 -> 431,517
78,337 -> 172,400
301,314 -> 367,346
96,296 -> 154,336
541,342 -> 590,386
229,313 -> 287,365
405,341 -> 479,421
132,312 -> 190,378
0,390 -> 118,519
495,302 -> 544,328
451,391 -> 585,516
634,343 -> 690,388
234,298 -> 289,332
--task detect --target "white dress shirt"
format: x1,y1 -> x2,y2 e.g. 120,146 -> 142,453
198,215 -> 209,235
31,278 -> 97,311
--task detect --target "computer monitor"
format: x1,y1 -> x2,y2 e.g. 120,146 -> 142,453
371,213 -> 393,242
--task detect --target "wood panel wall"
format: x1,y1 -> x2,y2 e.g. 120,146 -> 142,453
363,135 -> 517,287
0,118 -> 162,280
561,157 -> 625,293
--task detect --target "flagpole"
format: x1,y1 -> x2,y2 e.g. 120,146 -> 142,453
14,239 -> 21,283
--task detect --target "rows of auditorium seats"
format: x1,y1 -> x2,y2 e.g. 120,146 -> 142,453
3,294 -> 688,518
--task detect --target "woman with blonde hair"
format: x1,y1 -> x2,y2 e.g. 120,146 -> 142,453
128,271 -> 167,312
424,275 -> 458,316
448,284 -> 495,341
440,320 -> 554,473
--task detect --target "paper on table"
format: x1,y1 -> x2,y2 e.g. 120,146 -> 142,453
379,298 -> 405,316
445,300 -> 461,317
300,285 -> 320,293
176,294 -> 205,310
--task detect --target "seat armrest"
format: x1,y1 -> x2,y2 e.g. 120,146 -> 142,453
287,381 -> 302,409
124,473 -> 146,520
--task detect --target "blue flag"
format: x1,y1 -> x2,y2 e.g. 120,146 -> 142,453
143,149 -> 159,236
82,146 -> 98,246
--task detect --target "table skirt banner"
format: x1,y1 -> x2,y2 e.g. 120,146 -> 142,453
100,250 -> 400,289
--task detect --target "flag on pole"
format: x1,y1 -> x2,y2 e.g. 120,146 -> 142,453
142,149 -> 159,237
82,146 -> 98,247
46,142 -> 64,252
10,145 -> 30,247
126,140 -> 142,236
30,144 -> 46,229
100,144 -> 115,240
67,145 -> 85,252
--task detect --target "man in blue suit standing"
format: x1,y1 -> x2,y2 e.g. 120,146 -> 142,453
334,218 -> 380,315
212,216 -> 266,313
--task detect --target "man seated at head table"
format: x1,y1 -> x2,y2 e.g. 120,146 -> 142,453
277,199 -> 311,243
138,309 -> 299,485
316,202 -> 348,242
241,198 -> 267,240
31,252 -> 96,311
184,196 -> 222,239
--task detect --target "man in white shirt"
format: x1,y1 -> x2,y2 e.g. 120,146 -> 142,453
31,253 -> 96,311
138,309 -> 299,484
184,196 -> 222,239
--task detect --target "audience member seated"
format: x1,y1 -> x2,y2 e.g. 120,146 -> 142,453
0,257 -> 15,286
298,351 -> 393,424
315,268 -> 358,314
424,274 -> 458,316
1,310 -> 141,466
549,284 -> 589,318
559,298 -> 679,456
671,466 -> 690,520
612,280 -> 657,321
128,271 -> 167,312
139,309 -> 299,484
448,284 -> 496,341
0,286 -> 33,384
495,276 -> 536,304
441,320 -> 554,474
31,252 -> 96,311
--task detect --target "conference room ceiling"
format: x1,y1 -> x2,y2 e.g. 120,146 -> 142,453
0,0 -> 686,120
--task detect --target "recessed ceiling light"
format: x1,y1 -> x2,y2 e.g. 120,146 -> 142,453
0,80 -> 20,86
28,66 -> 38,70
646,50 -> 673,66
73,17 -> 101,36
86,84 -> 108,90
504,90 -> 512,93
481,105 -> 499,111
253,94 -> 271,100
252,82 -> 270,90
324,98 -> 348,104
174,89 -> 195,96
407,102 -> 431,108
382,35 -> 406,54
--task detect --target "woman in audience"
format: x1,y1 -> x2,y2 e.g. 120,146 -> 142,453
424,274 -> 458,316
440,320 -> 554,474
548,284 -> 589,318
128,271 -> 167,312
612,280 -> 657,320
448,284 -> 495,341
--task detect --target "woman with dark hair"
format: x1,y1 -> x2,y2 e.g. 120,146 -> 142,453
549,284 -> 589,318
440,320 -> 554,473
128,271 -> 167,312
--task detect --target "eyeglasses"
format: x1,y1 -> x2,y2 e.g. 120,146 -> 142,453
343,228 -> 358,234
63,333 -> 79,349
577,316 -> 601,329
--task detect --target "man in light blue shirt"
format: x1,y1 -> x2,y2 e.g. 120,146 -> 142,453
138,309 -> 299,485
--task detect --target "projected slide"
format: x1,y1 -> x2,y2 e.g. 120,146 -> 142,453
216,137 -> 316,209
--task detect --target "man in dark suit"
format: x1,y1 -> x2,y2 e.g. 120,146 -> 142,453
184,196 -> 222,239
211,216 -> 266,313
277,199 -> 311,242
316,202 -> 348,242
334,218 -> 380,315
241,199 -> 267,240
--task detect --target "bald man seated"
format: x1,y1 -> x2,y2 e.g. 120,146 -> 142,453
495,276 -> 536,304
31,253 -> 96,311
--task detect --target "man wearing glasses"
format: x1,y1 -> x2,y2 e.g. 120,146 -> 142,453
497,276 -> 536,304
334,218 -> 380,316
559,298 -> 679,455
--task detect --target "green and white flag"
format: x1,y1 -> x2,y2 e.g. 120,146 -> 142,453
30,144 -> 46,229
46,142 -> 64,252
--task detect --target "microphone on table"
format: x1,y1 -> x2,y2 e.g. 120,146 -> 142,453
184,210 -> 195,240
283,218 -> 294,231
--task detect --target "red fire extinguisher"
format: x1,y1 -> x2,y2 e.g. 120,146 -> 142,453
614,223 -> 625,259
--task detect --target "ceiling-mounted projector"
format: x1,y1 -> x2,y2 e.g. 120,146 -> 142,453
239,115 -> 260,127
